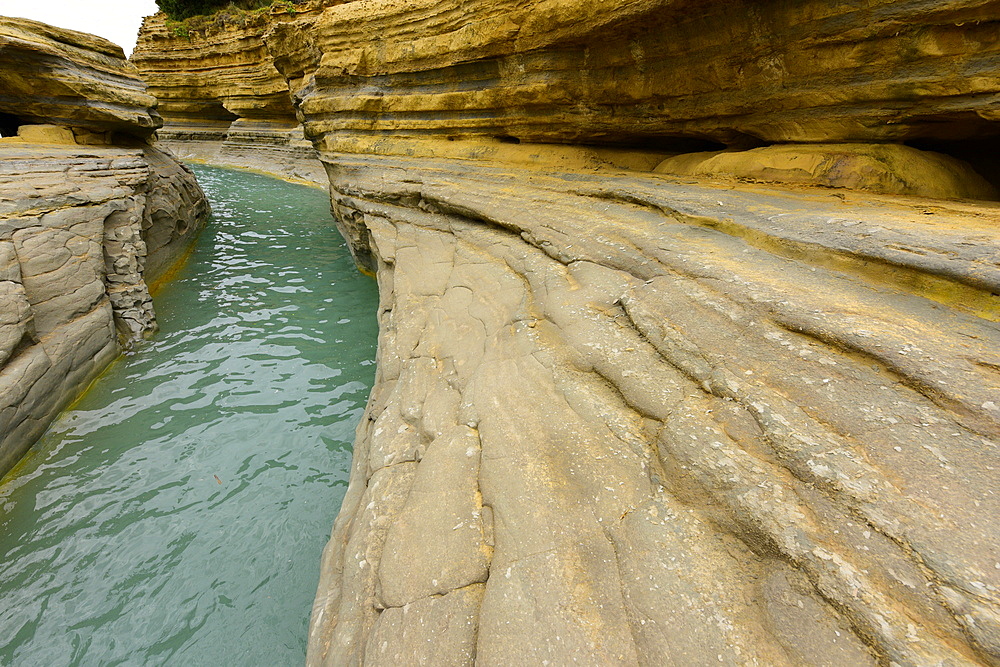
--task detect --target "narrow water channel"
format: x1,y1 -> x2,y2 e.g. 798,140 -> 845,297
0,165 -> 378,665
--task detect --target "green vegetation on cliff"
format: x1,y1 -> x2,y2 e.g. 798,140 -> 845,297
155,0 -> 298,20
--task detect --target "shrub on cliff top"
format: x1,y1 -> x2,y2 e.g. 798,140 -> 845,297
155,0 -> 298,21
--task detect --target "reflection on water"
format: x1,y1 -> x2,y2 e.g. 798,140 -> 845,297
0,165 -> 378,665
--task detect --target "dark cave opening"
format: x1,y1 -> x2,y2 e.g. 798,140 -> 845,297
0,112 -> 24,138
902,113 -> 1000,194
905,136 -> 1000,195
644,135 -> 729,153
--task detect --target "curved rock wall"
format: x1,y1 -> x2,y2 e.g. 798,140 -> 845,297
131,1 -> 1000,664
0,17 -> 209,476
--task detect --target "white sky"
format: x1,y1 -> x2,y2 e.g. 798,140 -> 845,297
0,0 -> 160,56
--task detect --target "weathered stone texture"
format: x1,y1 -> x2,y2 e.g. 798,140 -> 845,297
283,0 -> 1000,149
0,17 -> 161,137
656,143 -> 1000,200
130,0 -> 1000,663
0,144 -> 208,474
0,17 -> 209,476
132,10 -> 297,125
309,154 -> 1000,666
282,0 -> 1000,663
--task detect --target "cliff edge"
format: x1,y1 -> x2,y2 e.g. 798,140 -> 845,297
0,17 -> 209,476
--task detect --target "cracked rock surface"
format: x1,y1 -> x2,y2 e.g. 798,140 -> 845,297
0,16 -> 209,477
308,154 -> 1000,666
0,144 -> 208,475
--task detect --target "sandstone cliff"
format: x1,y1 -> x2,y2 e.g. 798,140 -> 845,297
132,0 -> 1000,664
271,0 -> 1000,191
132,6 -> 327,184
0,17 -> 209,476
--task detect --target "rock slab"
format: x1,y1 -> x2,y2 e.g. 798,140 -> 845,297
309,152 -> 1000,666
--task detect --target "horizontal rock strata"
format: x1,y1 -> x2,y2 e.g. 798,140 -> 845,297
310,152 -> 1000,666
0,17 -> 209,477
160,120 -> 327,186
132,9 -> 297,127
288,3 -> 1000,661
0,142 -> 207,475
132,7 -> 326,185
0,17 -> 161,136
282,0 -> 1000,149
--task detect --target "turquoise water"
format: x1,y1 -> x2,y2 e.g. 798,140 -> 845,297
0,166 -> 378,665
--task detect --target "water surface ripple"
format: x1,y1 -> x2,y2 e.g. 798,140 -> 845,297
0,165 -> 378,665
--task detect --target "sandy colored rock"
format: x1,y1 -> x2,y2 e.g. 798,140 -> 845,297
364,584 -> 485,666
130,1 -> 1000,664
0,17 -> 209,477
131,8 -> 327,184
655,143 -> 1000,201
274,0 -> 1000,154
0,143 -> 208,475
304,152 -> 1000,666
131,9 -> 300,126
16,124 -> 77,145
136,0 -> 1000,192
0,16 -> 161,137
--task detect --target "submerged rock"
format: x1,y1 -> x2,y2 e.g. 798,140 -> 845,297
0,17 -> 209,476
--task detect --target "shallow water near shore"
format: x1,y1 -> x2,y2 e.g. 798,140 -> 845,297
0,165 -> 378,665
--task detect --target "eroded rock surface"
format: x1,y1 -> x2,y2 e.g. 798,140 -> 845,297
655,144 -> 1000,201
130,0 -> 1000,663
132,7 -> 327,184
310,154 -> 1000,666
0,17 -> 208,476
288,3 -> 1000,662
0,17 -> 161,136
276,0 -> 1000,148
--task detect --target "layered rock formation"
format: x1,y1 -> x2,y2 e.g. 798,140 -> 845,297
271,0 -> 1000,185
297,2 -> 1000,664
312,153 -> 1000,667
0,17 -> 208,476
132,0 -> 1000,663
0,17 -> 161,137
132,6 -> 326,184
